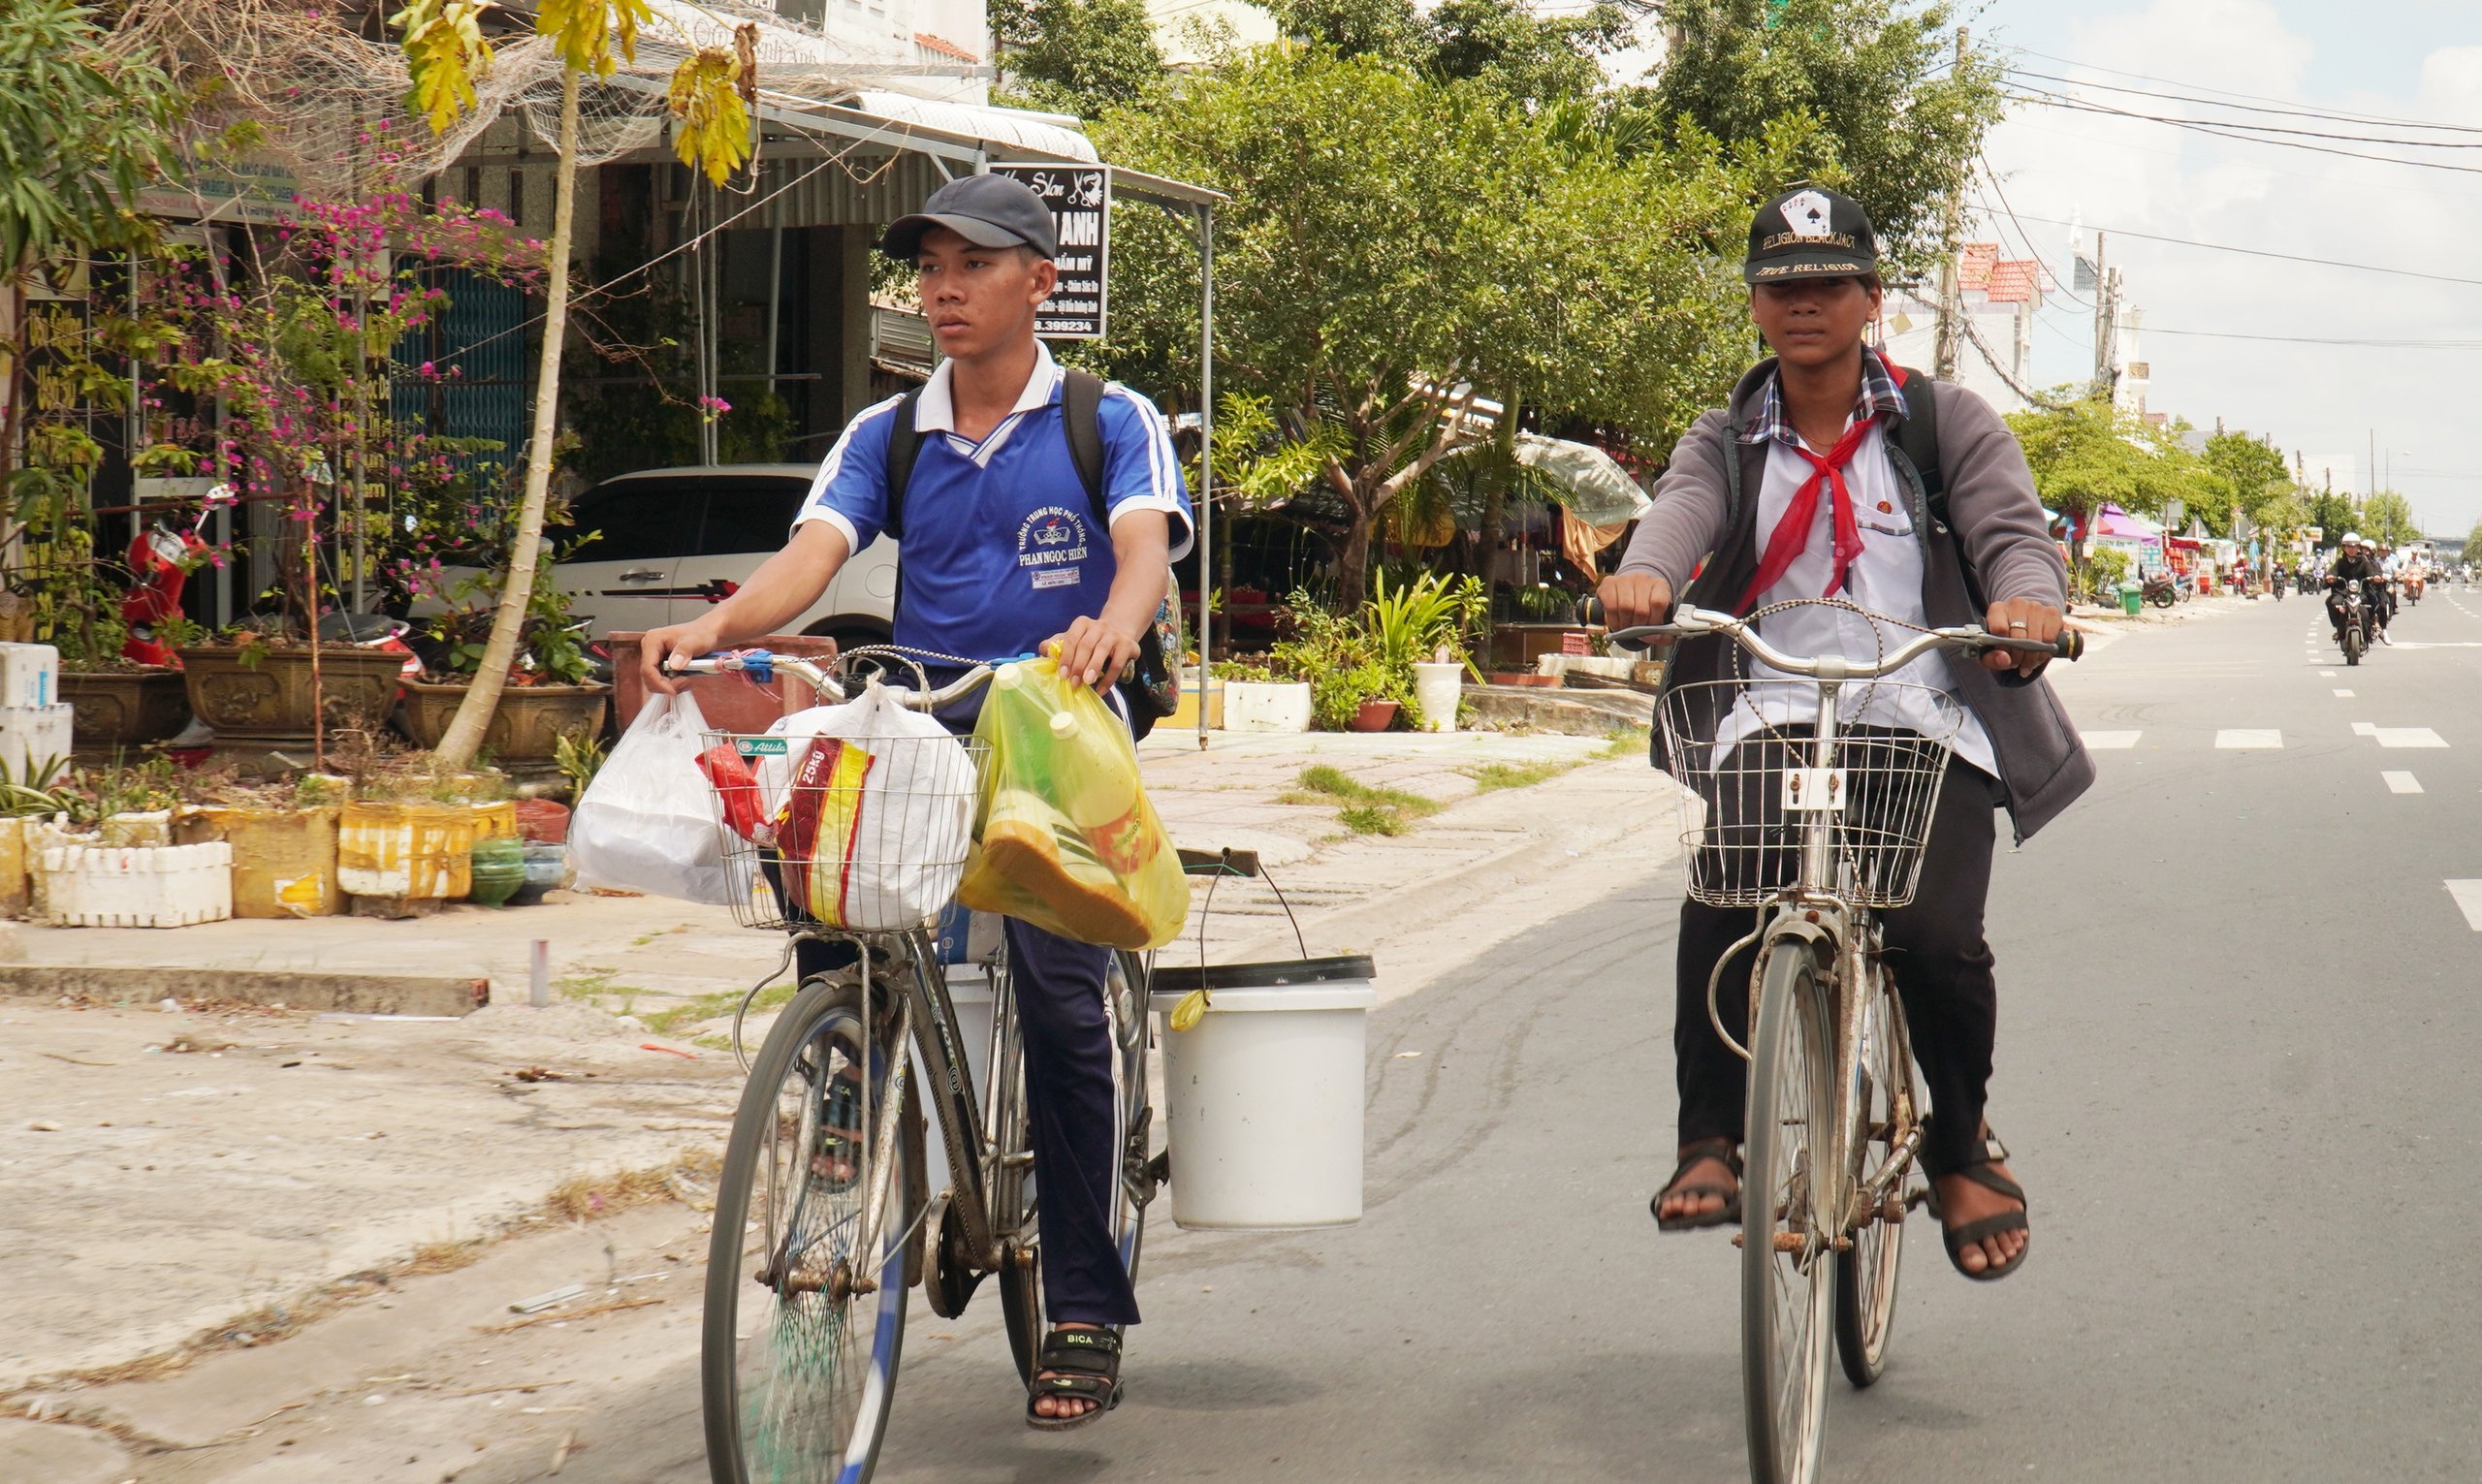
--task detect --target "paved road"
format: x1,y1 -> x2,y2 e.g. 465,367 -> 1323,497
131,591 -> 2482,1482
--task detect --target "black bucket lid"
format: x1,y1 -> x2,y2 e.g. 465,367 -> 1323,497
1150,955 -> 1376,995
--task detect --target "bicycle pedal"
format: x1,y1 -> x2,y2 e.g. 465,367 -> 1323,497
1902,1185 -> 1930,1211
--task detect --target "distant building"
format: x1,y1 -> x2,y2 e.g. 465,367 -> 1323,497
1147,0 -> 1278,66
1879,243 -> 2049,415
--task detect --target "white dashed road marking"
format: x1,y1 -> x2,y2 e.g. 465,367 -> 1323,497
2334,688 -> 2355,697
2375,728 -> 2449,748
2216,730 -> 2283,749
2353,722 -> 2379,737
2081,731 -> 2142,750
2319,671 -> 2336,678
2448,881 -> 2482,932
2384,772 -> 2424,794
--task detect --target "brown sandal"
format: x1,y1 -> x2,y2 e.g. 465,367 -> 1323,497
1924,1131 -> 2029,1281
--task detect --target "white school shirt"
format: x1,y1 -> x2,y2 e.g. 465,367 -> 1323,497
1712,417 -> 2001,780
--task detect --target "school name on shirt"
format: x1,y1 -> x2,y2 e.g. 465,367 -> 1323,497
1020,544 -> 1090,567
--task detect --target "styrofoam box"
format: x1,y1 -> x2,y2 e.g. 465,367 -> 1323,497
0,643 -> 58,709
39,840 -> 234,928
0,705 -> 72,779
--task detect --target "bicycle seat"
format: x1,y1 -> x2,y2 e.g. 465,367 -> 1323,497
1176,846 -> 1261,878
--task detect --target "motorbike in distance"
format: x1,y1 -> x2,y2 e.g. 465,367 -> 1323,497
2336,580 -> 2376,667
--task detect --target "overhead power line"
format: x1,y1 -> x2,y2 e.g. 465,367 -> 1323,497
1962,204 -> 2482,289
2008,89 -> 2482,177
2006,82 -> 2482,151
2139,328 -> 2482,348
1972,155 -> 2093,311
2005,67 -> 2482,139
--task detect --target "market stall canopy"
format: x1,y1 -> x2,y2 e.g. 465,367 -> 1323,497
2092,504 -> 2165,539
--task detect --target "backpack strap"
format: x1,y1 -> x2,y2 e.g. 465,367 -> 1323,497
1891,364 -> 1947,532
881,388 -> 927,542
1062,367 -> 1108,522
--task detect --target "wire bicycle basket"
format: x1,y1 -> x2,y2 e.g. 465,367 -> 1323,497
699,727 -> 988,933
1654,678 -> 1963,910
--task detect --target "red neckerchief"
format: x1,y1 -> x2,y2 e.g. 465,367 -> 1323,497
1737,416 -> 1878,614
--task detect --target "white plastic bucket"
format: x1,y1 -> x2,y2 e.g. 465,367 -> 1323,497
1151,955 -> 1376,1230
916,962 -> 996,1202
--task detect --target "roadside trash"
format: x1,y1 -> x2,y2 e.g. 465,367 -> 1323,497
509,1066 -> 565,1082
25,1120 -> 59,1131
959,656 -> 1188,948
640,1042 -> 698,1060
509,1282 -> 586,1314
570,692 -> 727,903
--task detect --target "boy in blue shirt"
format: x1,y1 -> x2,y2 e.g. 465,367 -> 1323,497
643,173 -> 1192,1429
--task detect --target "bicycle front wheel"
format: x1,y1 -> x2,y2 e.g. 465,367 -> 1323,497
1834,962 -> 1909,1388
704,979 -> 921,1484
1742,941 -> 1837,1484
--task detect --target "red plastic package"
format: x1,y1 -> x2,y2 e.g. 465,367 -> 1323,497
696,743 -> 767,840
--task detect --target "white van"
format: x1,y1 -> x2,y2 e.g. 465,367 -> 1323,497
538,463 -> 899,647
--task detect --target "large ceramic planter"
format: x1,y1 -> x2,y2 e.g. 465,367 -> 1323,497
1225,680 -> 1314,734
178,646 -> 405,742
61,669 -> 189,753
337,801 -> 474,900
173,805 -> 342,919
393,680 -> 610,768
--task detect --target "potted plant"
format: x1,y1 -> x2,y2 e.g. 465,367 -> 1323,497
1367,572 -> 1485,734
394,548 -> 610,771
1218,657 -> 1315,735
32,758 -> 233,928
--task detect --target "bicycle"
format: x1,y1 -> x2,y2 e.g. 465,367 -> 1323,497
1607,600 -> 2078,1484
672,647 -> 1162,1484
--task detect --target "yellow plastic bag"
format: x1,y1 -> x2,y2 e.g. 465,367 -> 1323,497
959,656 -> 1191,949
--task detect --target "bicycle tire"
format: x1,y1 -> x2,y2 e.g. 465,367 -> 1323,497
1742,941 -> 1837,1484
704,978 -> 922,1484
1833,963 -> 1909,1389
999,949 -> 1154,1383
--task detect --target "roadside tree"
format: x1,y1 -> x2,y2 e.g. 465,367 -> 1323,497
992,0 -> 1164,115
398,0 -> 751,769
2360,490 -> 2420,548
1092,47 -> 1784,607
1640,0 -> 2004,276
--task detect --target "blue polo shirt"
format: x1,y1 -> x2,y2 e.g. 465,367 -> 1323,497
796,343 -> 1194,666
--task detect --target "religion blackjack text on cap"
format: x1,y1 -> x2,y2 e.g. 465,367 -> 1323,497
1743,186 -> 1880,284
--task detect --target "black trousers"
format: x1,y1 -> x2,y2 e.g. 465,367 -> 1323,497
1674,753 -> 2002,1177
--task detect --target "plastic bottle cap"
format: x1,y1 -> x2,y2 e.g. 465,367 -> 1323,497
1049,710 -> 1077,738
996,664 -> 1024,689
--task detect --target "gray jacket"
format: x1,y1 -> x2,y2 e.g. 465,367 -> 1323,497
1617,360 -> 2093,841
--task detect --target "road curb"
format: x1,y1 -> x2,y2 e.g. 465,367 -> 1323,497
0,965 -> 489,1016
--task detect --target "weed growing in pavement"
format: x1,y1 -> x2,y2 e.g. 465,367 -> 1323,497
642,980 -> 796,1035
1599,725 -> 1652,758
1282,764 -> 1442,836
1467,758 -> 1577,793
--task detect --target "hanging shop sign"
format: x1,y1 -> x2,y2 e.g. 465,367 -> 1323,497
990,163 -> 1111,340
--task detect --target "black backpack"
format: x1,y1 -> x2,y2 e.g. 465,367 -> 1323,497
879,367 -> 1183,738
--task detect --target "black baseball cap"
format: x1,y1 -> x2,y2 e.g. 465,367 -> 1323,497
878,174 -> 1059,260
1744,186 -> 1880,285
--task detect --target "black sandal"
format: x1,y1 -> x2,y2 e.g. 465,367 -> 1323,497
1924,1131 -> 2030,1281
1651,1136 -> 1742,1232
1027,1327 -> 1124,1431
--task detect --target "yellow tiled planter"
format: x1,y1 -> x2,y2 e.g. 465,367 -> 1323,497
337,802 -> 474,900
468,800 -> 519,840
174,805 -> 343,919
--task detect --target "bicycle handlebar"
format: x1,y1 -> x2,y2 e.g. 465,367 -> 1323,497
1578,596 -> 2082,677
660,649 -> 997,710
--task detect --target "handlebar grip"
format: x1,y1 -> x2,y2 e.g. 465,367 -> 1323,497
2052,627 -> 2084,663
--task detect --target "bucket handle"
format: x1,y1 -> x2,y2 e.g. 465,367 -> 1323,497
1171,848 -> 1308,1028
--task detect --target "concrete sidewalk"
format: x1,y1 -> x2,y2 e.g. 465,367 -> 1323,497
0,722 -> 1666,1402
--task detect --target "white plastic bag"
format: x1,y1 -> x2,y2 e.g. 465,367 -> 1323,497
569,692 -> 729,903
759,682 -> 975,931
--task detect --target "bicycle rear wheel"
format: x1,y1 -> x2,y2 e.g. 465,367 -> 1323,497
1742,941 -> 1837,1484
704,978 -> 921,1484
999,949 -> 1154,1382
1834,963 -> 1910,1388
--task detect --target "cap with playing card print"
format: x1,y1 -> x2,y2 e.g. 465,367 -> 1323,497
1743,186 -> 1880,285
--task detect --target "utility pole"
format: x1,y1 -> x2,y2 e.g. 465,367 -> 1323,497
2088,234 -> 2116,400
1931,25 -> 1969,383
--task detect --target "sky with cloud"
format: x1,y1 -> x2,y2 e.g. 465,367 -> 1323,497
1963,0 -> 2482,534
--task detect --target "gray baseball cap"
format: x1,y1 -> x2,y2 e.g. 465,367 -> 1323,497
878,174 -> 1059,260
